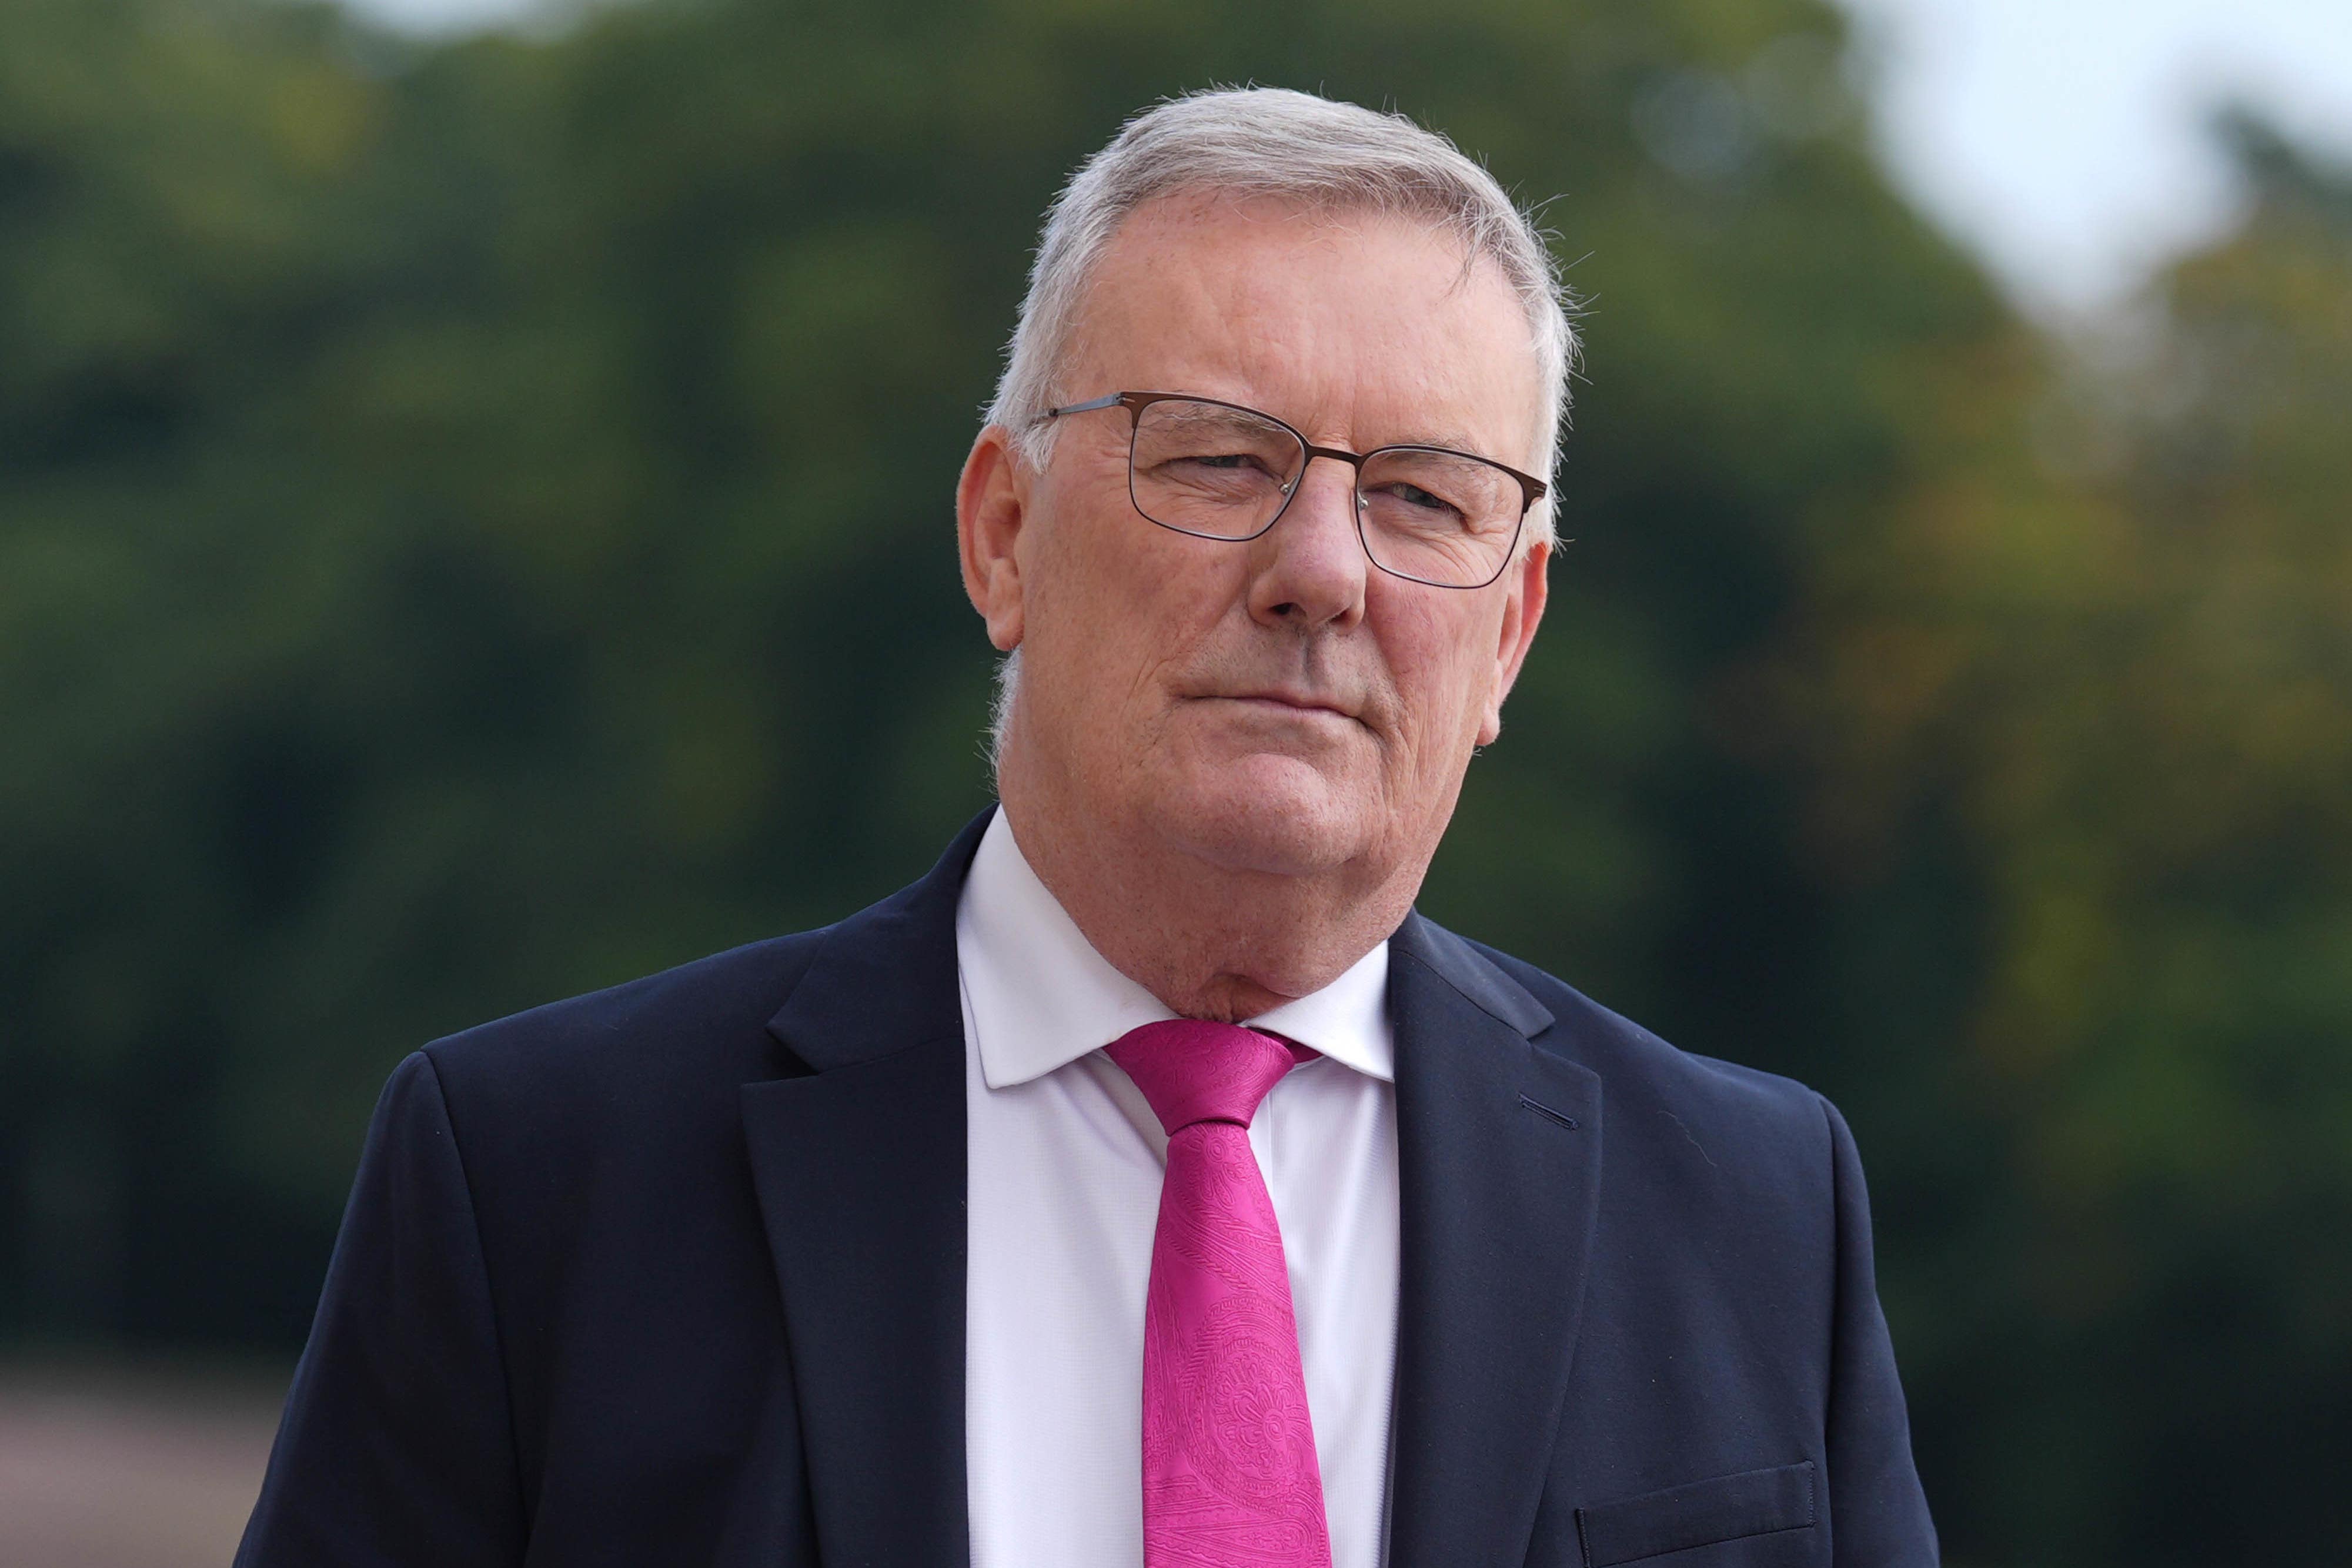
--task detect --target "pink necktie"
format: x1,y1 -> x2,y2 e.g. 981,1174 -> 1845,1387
1105,1019 -> 1332,1568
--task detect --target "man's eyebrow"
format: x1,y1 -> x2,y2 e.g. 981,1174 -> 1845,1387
1376,427 -> 1510,458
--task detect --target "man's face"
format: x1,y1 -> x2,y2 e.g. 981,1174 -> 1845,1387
967,195 -> 1551,887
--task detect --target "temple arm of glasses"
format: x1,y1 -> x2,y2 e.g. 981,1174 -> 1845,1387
1038,393 -> 1126,422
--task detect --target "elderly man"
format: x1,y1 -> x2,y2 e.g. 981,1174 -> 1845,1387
239,88 -> 1936,1568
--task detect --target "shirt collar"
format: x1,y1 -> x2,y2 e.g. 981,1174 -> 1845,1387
956,807 -> 1395,1090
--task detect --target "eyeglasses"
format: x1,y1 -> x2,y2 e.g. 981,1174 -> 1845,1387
1036,392 -> 1546,590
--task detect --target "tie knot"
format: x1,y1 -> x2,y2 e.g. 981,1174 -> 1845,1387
1104,1019 -> 1315,1135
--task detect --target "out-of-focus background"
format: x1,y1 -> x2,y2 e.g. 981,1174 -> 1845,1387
2,0 -> 2347,1560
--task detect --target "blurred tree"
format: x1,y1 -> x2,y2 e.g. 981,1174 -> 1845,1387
0,0 -> 1960,1333
1,0 -> 2344,1561
1766,111 -> 2352,1564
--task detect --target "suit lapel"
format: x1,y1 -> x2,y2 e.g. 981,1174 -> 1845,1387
736,824 -> 1603,1566
740,813 -> 990,1568
1386,913 -> 1605,1568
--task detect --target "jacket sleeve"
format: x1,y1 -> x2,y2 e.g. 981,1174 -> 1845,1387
236,1049 -> 527,1566
1819,1093 -> 1940,1566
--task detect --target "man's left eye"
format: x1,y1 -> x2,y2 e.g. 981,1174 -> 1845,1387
1385,483 -> 1459,515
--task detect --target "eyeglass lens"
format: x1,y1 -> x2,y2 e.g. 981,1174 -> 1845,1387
1127,398 -> 1523,587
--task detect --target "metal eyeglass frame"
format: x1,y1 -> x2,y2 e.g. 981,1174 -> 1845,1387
1036,390 -> 1548,590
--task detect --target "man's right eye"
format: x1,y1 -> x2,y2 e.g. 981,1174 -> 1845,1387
1162,452 -> 1274,479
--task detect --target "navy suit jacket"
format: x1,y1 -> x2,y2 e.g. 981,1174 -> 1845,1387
239,811 -> 1936,1566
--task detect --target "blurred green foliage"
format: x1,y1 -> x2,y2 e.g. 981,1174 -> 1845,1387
1,0 -> 2346,1561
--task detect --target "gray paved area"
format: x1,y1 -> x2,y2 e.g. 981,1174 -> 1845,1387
0,1363 -> 286,1568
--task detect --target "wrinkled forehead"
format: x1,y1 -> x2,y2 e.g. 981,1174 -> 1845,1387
1061,193 -> 1547,466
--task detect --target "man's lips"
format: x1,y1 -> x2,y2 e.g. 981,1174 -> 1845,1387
1198,690 -> 1362,722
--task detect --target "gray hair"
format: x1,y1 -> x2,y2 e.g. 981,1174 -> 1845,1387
983,87 -> 1578,775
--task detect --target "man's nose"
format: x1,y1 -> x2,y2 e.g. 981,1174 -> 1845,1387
1246,456 -> 1368,632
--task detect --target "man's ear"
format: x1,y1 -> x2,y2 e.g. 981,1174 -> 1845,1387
957,425 -> 1029,653
1476,535 -> 1551,746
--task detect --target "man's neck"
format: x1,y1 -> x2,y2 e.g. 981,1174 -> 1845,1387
994,784 -> 1419,1024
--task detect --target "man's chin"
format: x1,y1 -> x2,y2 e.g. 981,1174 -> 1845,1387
1146,757 -> 1372,878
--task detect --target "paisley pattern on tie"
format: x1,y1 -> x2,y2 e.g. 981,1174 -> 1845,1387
1106,1019 -> 1332,1568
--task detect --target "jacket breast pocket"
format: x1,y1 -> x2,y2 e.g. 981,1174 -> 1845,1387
1575,1460 -> 1818,1567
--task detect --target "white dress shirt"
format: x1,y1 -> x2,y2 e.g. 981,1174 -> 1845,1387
959,807 -> 1400,1568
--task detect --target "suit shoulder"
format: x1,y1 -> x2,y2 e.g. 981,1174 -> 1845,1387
1464,936 -> 1835,1171
419,926 -> 831,1116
